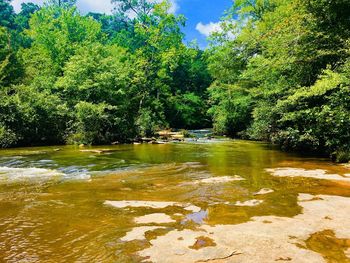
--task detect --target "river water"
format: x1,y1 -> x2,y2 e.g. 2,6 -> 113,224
0,140 -> 349,262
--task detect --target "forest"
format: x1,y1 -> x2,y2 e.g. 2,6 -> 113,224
1,0 -> 350,162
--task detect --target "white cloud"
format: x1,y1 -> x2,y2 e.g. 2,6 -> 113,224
76,0 -> 113,14
168,0 -> 179,13
11,0 -> 178,15
195,22 -> 222,37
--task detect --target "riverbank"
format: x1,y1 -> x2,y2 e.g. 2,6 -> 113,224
1,127 -> 349,165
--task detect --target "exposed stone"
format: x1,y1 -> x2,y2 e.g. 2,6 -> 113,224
235,199 -> 264,207
266,168 -> 350,183
135,213 -> 176,224
254,188 -> 274,195
184,205 -> 202,213
138,194 -> 350,263
193,176 -> 245,184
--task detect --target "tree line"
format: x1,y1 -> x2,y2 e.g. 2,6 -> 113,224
0,0 -> 211,147
207,0 -> 350,162
1,0 -> 350,162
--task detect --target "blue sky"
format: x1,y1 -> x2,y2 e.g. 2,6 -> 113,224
11,0 -> 233,48
177,0 -> 233,48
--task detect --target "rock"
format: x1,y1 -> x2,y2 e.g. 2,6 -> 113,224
139,194 -> 350,263
192,175 -> 245,184
345,248 -> 350,258
151,141 -> 167,144
142,138 -> 154,142
121,226 -> 166,242
135,213 -> 176,224
104,200 -> 201,213
79,144 -> 85,148
235,199 -> 264,207
254,188 -> 274,195
183,205 -> 202,213
79,149 -> 115,154
266,167 -> 350,183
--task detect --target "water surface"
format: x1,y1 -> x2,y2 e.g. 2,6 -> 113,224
0,140 -> 349,262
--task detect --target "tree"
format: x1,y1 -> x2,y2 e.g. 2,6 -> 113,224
207,0 -> 350,161
26,6 -> 104,72
0,0 -> 15,29
0,27 -> 22,86
15,3 -> 40,31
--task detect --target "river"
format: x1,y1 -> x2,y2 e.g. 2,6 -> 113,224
0,140 -> 349,262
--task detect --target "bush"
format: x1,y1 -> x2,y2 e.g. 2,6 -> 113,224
67,102 -> 112,145
0,126 -> 18,148
331,150 -> 350,163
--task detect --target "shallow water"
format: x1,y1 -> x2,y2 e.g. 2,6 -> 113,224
0,140 -> 349,262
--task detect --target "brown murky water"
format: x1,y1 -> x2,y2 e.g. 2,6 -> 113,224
0,140 -> 349,262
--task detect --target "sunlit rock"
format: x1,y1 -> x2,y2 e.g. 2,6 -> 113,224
192,175 -> 245,184
138,194 -> 350,263
183,205 -> 202,213
134,213 -> 175,224
266,168 -> 350,182
254,188 -> 274,195
235,199 -> 264,207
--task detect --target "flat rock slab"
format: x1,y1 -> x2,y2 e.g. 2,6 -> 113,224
266,168 -> 350,183
121,226 -> 166,242
139,194 -> 350,263
254,188 -> 274,195
135,213 -> 176,224
193,176 -> 245,184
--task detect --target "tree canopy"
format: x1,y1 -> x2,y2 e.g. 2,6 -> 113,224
0,0 -> 211,147
1,0 -> 349,161
206,0 -> 350,161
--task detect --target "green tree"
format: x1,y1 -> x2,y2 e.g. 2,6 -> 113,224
207,0 -> 350,161
0,0 -> 15,29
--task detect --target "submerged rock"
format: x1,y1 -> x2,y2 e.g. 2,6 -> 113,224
121,226 -> 166,242
234,199 -> 264,207
104,200 -> 202,213
79,149 -> 115,154
192,175 -> 245,184
105,200 -> 178,209
189,236 -> 216,250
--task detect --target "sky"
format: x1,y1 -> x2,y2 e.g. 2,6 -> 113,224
11,0 -> 233,48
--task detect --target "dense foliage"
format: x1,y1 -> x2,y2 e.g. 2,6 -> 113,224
1,0 -> 349,162
207,0 -> 350,161
0,0 -> 211,147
